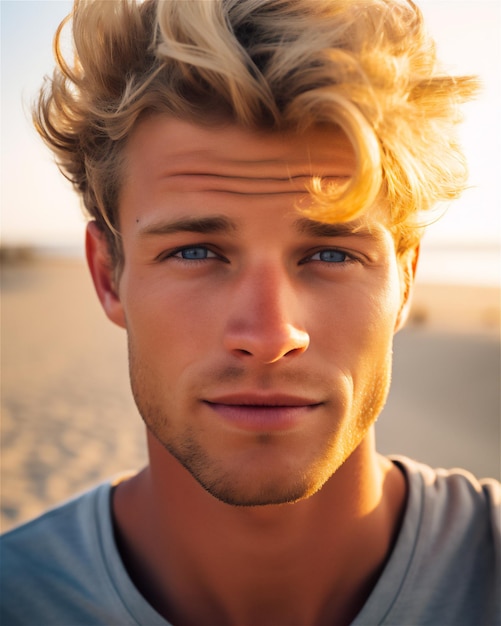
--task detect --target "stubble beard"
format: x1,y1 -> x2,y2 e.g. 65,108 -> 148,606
128,346 -> 393,507
154,425 -> 321,506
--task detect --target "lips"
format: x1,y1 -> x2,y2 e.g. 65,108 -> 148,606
203,393 -> 323,432
205,392 -> 321,406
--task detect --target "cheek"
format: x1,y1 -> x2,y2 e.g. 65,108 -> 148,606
363,261 -> 404,333
122,276 -> 221,366
312,278 -> 401,351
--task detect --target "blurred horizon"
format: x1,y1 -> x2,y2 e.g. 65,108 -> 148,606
1,238 -> 499,288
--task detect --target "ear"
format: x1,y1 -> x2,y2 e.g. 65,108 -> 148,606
85,221 -> 126,329
394,245 -> 420,333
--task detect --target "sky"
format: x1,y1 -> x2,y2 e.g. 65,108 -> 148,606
1,0 -> 500,283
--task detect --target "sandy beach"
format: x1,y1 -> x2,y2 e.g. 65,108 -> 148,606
1,256 -> 500,532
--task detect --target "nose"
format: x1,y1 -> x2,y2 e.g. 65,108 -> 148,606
222,264 -> 310,364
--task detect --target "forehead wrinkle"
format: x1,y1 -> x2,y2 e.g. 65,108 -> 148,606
159,172 -> 351,199
167,172 -> 315,181
158,153 -> 353,180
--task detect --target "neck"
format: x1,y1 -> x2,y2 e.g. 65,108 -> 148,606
113,430 -> 406,626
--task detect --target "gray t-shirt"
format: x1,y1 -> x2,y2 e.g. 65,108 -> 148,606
1,457 -> 499,625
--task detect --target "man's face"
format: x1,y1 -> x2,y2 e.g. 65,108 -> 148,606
93,116 -> 411,506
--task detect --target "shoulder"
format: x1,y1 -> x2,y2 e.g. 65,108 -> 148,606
1,481 -> 110,563
396,456 -> 500,540
1,478 -> 170,626
380,457 -> 500,625
0,482 -> 118,625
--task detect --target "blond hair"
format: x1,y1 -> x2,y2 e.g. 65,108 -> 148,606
34,0 -> 478,268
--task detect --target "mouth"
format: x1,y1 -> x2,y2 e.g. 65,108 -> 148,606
203,394 -> 323,432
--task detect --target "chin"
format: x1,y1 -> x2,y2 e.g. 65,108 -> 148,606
195,475 -> 324,508
160,431 -> 341,507
197,472 -> 324,508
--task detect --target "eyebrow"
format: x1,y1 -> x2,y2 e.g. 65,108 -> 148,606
293,217 -> 379,240
138,215 -> 237,237
137,214 -> 381,241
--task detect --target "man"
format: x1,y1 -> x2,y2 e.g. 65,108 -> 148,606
1,1 -> 499,624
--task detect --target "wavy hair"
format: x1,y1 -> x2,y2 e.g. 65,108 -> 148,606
34,0 -> 479,269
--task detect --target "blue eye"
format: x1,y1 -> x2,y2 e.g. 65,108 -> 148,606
176,247 -> 214,260
313,249 -> 348,263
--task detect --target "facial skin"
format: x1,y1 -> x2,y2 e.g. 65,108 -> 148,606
88,116 -> 414,507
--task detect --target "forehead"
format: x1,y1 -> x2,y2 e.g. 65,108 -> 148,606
123,115 -> 355,185
119,115 -> 389,234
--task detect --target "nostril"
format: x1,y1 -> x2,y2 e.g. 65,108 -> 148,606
284,346 -> 304,357
236,349 -> 253,356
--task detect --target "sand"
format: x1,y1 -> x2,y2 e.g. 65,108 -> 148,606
1,256 -> 499,532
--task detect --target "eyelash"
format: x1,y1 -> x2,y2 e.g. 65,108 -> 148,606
160,245 -> 359,267
300,249 -> 357,266
158,245 -> 224,265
